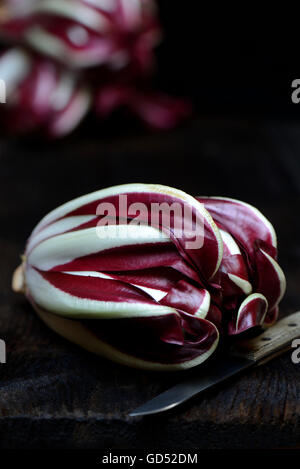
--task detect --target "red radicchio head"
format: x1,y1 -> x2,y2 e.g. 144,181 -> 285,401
13,184 -> 286,371
0,0 -> 190,136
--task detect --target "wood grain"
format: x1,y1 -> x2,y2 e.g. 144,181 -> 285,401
0,118 -> 300,449
233,311 -> 300,362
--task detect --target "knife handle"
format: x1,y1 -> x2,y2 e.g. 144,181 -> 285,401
231,311 -> 300,365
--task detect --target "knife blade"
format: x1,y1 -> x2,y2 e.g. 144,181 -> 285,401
129,311 -> 300,417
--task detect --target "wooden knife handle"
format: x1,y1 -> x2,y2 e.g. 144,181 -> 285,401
231,311 -> 300,364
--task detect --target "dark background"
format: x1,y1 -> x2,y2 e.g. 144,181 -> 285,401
1,1 -> 300,450
157,3 -> 296,118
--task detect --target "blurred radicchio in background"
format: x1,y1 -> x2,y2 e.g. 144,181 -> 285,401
0,0 -> 190,137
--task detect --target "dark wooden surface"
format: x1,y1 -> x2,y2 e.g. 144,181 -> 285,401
1,117 -> 300,449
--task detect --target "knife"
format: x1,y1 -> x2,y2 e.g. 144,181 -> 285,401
129,311 -> 300,417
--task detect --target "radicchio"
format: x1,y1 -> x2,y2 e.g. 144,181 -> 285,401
13,184 -> 286,370
0,0 -> 190,136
